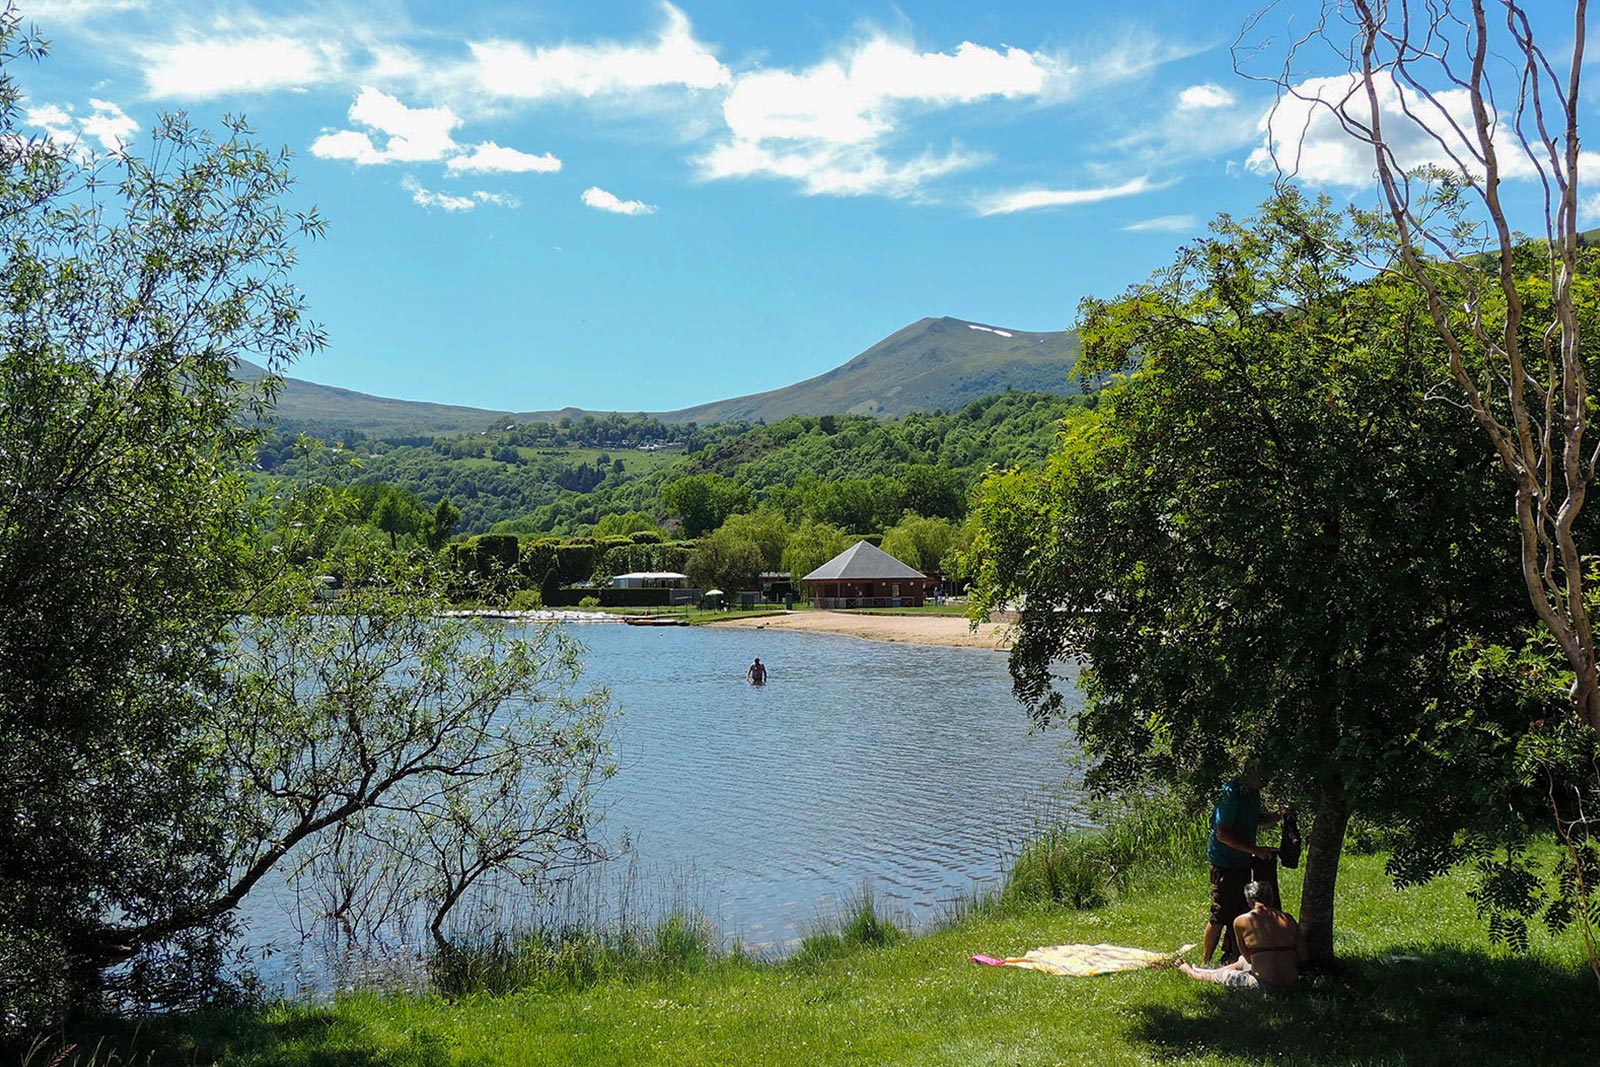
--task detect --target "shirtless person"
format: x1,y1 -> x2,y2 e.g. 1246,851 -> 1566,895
745,657 -> 768,685
1179,880 -> 1302,992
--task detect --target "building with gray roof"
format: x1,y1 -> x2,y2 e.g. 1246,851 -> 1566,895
800,540 -> 930,608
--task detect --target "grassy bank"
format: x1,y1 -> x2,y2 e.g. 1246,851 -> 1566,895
43,818 -> 1598,1067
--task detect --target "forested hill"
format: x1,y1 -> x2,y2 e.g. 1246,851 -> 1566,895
244,316 -> 1081,437
258,391 -> 1087,537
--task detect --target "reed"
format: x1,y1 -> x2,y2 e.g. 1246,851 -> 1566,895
1002,792 -> 1208,910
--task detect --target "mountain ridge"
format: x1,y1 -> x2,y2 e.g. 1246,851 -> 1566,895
255,316 -> 1081,436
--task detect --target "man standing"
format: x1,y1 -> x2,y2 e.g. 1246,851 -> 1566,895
745,657 -> 768,685
1203,766 -> 1282,964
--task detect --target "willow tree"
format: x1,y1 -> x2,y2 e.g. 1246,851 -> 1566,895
966,194 -> 1540,964
0,7 -> 612,1031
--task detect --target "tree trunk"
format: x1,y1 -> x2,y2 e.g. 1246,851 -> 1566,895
1298,774 -> 1350,969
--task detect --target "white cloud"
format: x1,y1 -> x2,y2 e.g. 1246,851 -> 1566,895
312,87 -> 459,165
446,141 -> 561,175
467,3 -> 729,100
702,34 -> 1057,199
24,97 -> 138,154
79,98 -> 138,151
1249,73 -> 1542,188
401,175 -> 517,212
140,33 -> 342,99
701,138 -> 984,198
721,37 -> 1055,147
1177,83 -> 1234,110
471,190 -> 521,208
1582,191 -> 1600,226
312,89 -> 565,180
1122,213 -> 1198,233
347,86 -> 458,161
308,128 -> 385,165
975,175 -> 1171,216
581,186 -> 657,215
24,0 -> 148,22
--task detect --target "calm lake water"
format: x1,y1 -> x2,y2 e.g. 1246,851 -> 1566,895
240,620 -> 1086,990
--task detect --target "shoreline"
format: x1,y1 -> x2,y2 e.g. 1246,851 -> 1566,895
706,610 -> 1012,650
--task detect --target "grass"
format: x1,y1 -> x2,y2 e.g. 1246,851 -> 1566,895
36,831 -> 1600,1066
843,604 -> 974,617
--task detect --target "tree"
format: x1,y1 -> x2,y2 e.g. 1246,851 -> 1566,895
781,519 -> 852,582
966,194 -> 1536,964
1242,0 -> 1600,984
0,13 -> 613,1029
428,496 -> 462,549
220,553 -> 613,957
880,513 -> 960,576
717,508 -> 792,571
686,527 -> 764,594
1243,2 -> 1598,731
592,509 -> 658,538
662,473 -> 749,537
370,486 -> 427,550
897,463 -> 967,521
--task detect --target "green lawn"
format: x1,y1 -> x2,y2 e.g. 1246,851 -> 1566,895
841,604 -> 974,617
56,850 -> 1598,1066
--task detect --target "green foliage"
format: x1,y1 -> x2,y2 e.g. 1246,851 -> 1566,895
879,514 -> 960,575
781,520 -> 852,581
429,909 -> 720,997
593,510 -> 661,538
966,193 -> 1542,953
716,508 -> 791,571
273,392 -> 1082,541
661,473 -> 750,537
429,497 -> 462,549
793,886 -> 906,965
1004,794 -> 1209,910
686,527 -> 764,593
0,14 -> 330,1026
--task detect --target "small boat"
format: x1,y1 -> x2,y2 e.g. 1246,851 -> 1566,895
624,615 -> 690,627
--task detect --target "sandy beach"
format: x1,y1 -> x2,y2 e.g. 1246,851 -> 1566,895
708,610 -> 1012,650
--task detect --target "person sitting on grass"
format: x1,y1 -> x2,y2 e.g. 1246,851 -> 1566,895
1179,879 -> 1302,992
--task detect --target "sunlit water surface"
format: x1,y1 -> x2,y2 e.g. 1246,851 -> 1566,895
239,621 -> 1086,993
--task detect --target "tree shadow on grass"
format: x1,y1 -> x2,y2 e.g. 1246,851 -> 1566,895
47,1007 -> 495,1067
1132,947 -> 1598,1066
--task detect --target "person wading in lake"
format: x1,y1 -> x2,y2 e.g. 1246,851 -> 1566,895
1180,879 -> 1302,992
1203,765 -> 1284,964
745,657 -> 768,685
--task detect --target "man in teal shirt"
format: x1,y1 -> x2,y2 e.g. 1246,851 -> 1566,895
1203,768 -> 1283,964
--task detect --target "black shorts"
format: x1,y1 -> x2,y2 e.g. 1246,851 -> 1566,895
1209,864 -> 1251,927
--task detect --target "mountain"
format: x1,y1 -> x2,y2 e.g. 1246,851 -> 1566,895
253,316 -> 1081,435
657,317 -> 1081,424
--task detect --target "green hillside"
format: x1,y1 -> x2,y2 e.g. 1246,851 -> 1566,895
245,317 -> 1082,436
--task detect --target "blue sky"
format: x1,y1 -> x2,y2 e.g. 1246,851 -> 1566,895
14,0 -> 1590,412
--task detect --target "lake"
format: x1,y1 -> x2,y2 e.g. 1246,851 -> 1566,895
240,620 -> 1086,989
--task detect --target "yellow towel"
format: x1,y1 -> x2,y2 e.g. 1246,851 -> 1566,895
1001,942 -> 1196,977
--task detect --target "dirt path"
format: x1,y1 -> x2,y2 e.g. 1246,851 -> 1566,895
707,610 -> 1011,650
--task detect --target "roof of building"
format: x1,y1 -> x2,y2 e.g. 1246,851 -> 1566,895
612,571 -> 689,580
802,540 -> 927,582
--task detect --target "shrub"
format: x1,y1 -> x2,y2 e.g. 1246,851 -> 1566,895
508,589 -> 543,611
578,596 -> 601,609
1003,792 -> 1208,910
